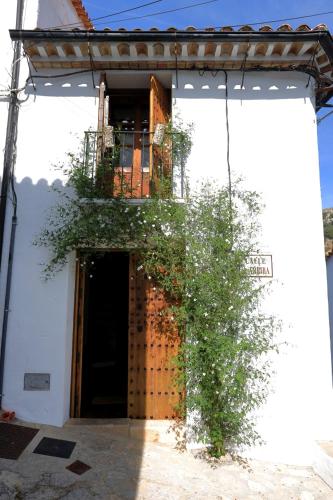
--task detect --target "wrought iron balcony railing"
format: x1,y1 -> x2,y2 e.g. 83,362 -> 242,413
83,129 -> 185,199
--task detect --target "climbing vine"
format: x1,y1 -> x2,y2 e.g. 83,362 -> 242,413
36,119 -> 277,457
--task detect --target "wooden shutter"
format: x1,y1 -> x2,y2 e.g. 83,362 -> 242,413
128,254 -> 180,419
149,75 -> 170,189
70,254 -> 86,418
97,73 -> 108,131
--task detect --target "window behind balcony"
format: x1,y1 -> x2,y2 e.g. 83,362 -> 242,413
108,90 -> 150,172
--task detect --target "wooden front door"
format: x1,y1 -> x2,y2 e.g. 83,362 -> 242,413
128,253 -> 180,419
71,252 -> 181,420
70,256 -> 86,417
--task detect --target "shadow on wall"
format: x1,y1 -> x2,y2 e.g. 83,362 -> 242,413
2,176 -> 178,499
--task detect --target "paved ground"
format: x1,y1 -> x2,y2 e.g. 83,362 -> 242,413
0,421 -> 332,499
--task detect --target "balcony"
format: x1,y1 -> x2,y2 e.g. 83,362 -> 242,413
82,129 -> 184,199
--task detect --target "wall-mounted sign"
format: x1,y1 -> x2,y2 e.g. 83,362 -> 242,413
24,373 -> 50,391
246,254 -> 273,278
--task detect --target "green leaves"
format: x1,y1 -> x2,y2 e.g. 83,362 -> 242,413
36,121 -> 277,458
141,181 -> 277,457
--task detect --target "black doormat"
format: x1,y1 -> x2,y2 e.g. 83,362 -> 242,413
66,460 -> 91,475
33,437 -> 76,459
0,423 -> 39,460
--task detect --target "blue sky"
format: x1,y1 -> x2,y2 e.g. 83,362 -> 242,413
84,0 -> 333,207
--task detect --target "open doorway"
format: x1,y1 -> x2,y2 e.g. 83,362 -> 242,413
71,250 -> 181,420
79,252 -> 129,417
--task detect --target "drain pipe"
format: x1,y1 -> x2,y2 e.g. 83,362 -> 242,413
0,0 -> 24,408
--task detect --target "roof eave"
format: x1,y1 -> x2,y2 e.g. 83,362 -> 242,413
9,28 -> 333,45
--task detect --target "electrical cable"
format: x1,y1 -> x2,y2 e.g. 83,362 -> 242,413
24,52 -> 36,95
87,42 -> 96,88
91,0 -> 220,28
318,108 -> 333,123
40,6 -> 333,31
174,32 -> 179,89
43,0 -> 220,30
222,70 -> 232,213
240,42 -> 249,90
306,42 -> 320,88
0,0 -> 24,411
204,10 -> 333,30
23,62 -> 330,84
47,0 -> 166,29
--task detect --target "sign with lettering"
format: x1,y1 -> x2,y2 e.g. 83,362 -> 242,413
246,255 -> 273,278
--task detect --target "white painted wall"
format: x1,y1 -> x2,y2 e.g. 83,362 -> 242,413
1,71 -> 99,426
0,0 -> 84,154
173,70 -> 333,464
37,0 -> 86,29
0,0 -> 92,426
1,22 -> 332,464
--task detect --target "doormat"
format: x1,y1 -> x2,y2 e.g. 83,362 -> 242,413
0,423 -> 39,460
33,437 -> 76,459
66,460 -> 91,475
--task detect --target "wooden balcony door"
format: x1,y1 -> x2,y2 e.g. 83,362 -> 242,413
97,75 -> 170,198
149,75 -> 170,193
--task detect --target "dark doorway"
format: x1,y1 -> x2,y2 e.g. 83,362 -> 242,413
80,252 -> 129,417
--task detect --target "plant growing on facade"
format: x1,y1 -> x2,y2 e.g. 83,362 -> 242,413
36,120 -> 277,457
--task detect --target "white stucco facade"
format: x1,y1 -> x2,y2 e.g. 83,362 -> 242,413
173,70 -> 333,464
0,0 -> 89,425
1,1 -> 332,466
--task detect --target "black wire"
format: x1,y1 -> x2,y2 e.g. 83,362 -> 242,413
240,43 -> 250,89
174,32 -> 179,89
318,109 -> 333,124
47,0 -> 165,29
306,42 -> 319,88
24,52 -> 36,95
76,6 -> 333,30
222,70 -> 232,213
89,0 -> 219,28
206,10 -> 333,30
87,42 -> 96,88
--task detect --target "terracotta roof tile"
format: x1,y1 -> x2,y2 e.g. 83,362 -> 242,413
85,24 -> 330,33
70,0 -> 92,29
295,24 -> 311,31
259,25 -> 273,32
313,23 -> 329,31
277,24 -> 293,32
238,25 -> 254,32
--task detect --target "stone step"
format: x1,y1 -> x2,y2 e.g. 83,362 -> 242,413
313,441 -> 333,489
65,418 -> 181,446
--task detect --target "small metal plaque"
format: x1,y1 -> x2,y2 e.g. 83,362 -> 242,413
245,254 -> 273,278
24,373 -> 50,391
